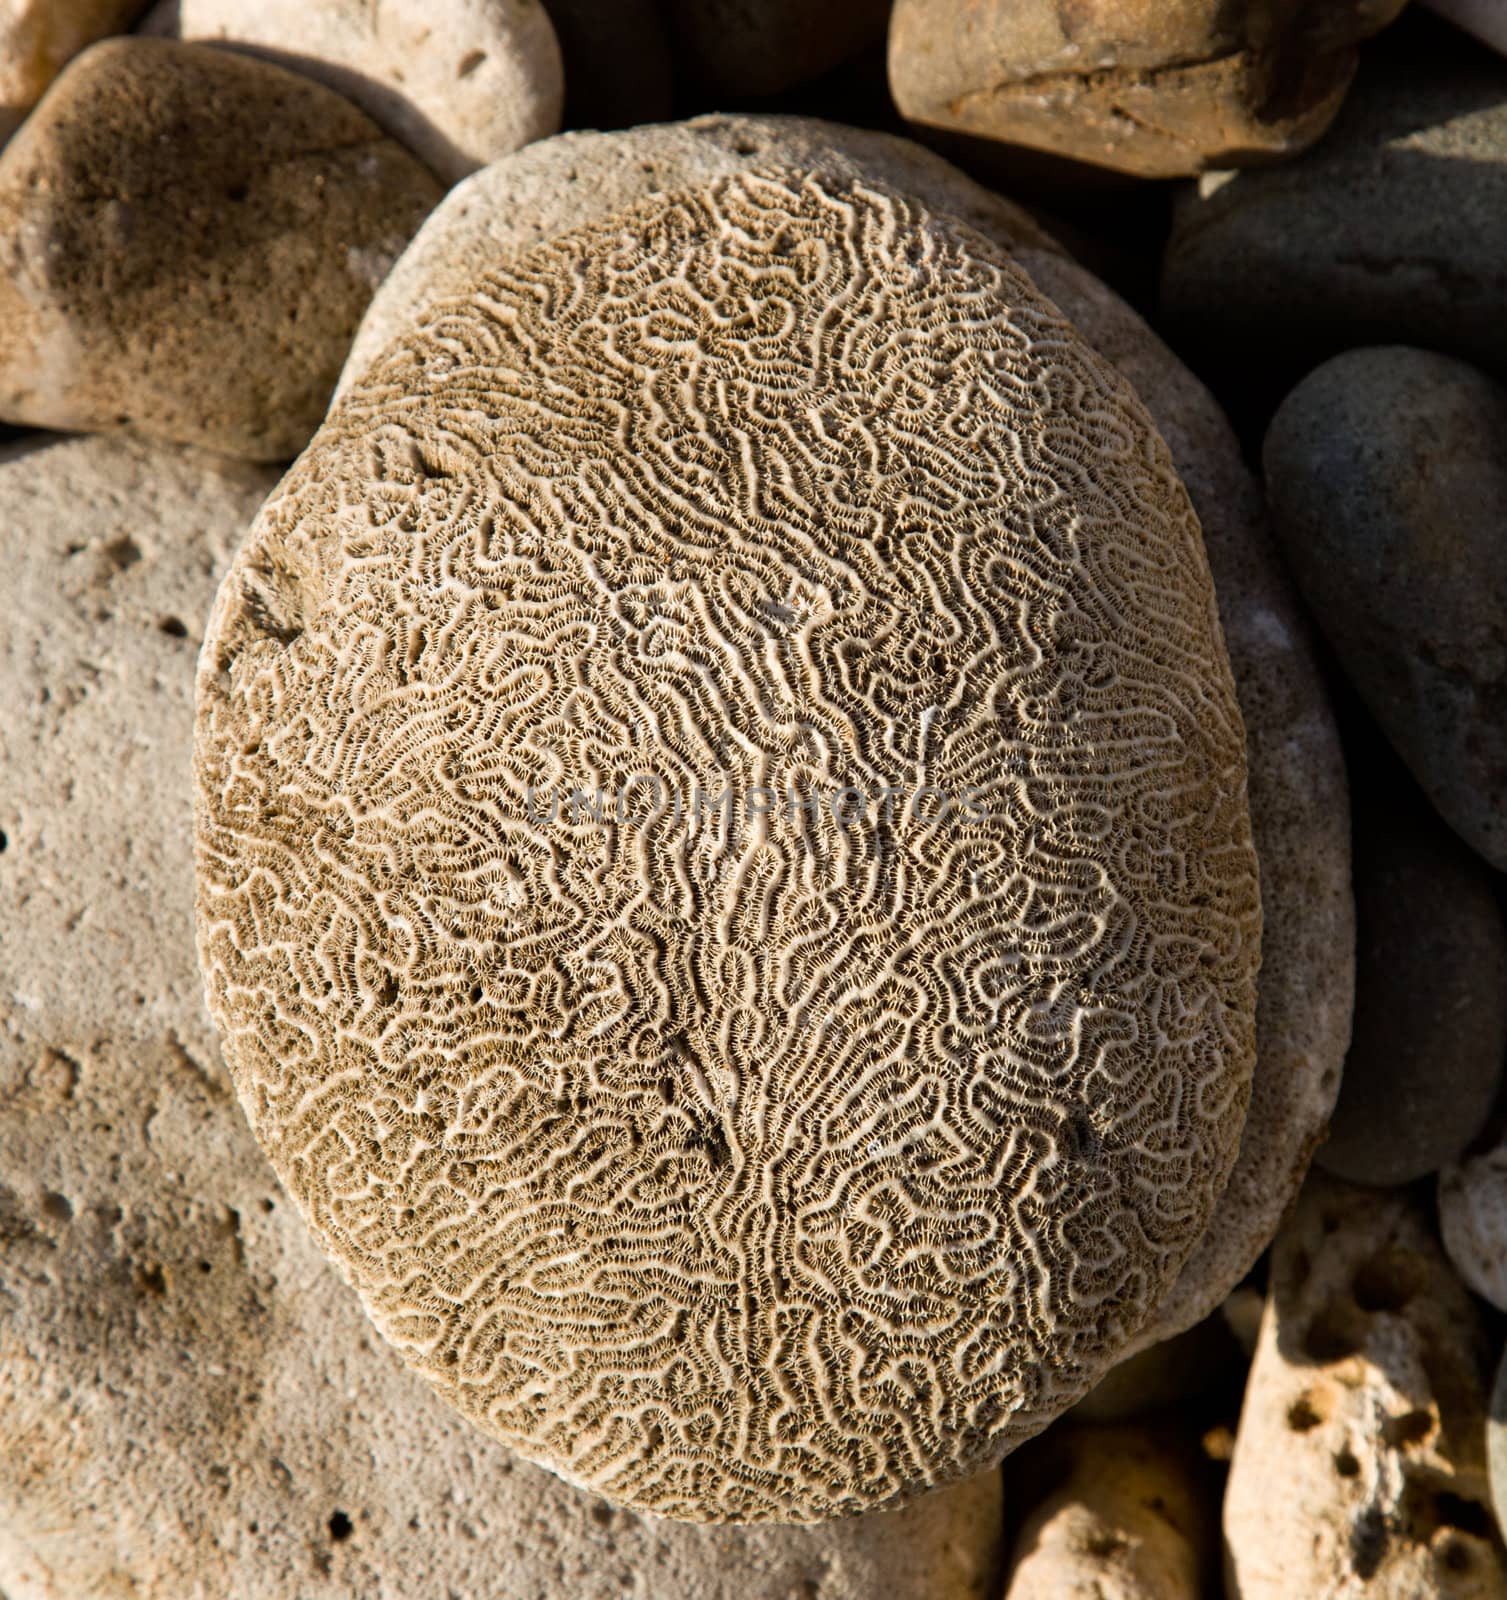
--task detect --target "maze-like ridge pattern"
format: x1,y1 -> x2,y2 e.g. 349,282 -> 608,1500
194,171 -> 1260,1522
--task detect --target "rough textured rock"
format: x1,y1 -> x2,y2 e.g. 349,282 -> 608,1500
663,0 -> 889,100
538,0 -> 672,130
336,115 -> 1353,1357
0,38 -> 440,460
197,162 -> 1261,1521
337,120 -> 1062,394
0,0 -> 145,142
0,432 -> 1006,1600
1224,1174 -> 1507,1598
1162,18 -> 1507,392
141,0 -> 563,185
1003,1424 -> 1208,1599
1265,347 -> 1507,871
888,0 -> 1406,180
1314,773 -> 1507,1186
1441,1144 -> 1507,1312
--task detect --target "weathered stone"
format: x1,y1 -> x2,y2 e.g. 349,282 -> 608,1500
1004,1424 -> 1208,1599
0,0 -> 144,143
1265,346 -> 1507,870
336,116 -> 1353,1357
0,38 -> 441,460
141,0 -> 563,184
1162,17 -> 1507,394
888,0 -> 1406,179
0,432 -> 1006,1599
1224,1174 -> 1506,1597
200,150 -> 1264,1521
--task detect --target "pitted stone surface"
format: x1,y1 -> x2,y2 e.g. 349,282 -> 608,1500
337,114 -> 1350,1357
196,168 -> 1260,1522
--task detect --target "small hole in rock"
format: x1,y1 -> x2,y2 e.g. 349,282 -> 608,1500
1351,1505 -> 1389,1580
0,830 -> 8,853
328,1511 -> 353,1542
457,49 -> 487,76
1442,1540 -> 1474,1574
1335,1447 -> 1360,1478
1287,1394 -> 1324,1432
227,182 -> 249,202
41,1191 -> 73,1222
134,1263 -> 167,1297
159,617 -> 188,638
198,1259 -> 213,1274
104,535 -> 142,571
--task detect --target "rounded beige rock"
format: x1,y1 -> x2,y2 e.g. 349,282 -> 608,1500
141,0 -> 563,185
0,37 -> 441,461
887,0 -> 1408,180
197,162 -> 1261,1522
1224,1174 -> 1506,1597
1003,1423 -> 1208,1600
0,432 -> 1005,1600
336,116 -> 1353,1355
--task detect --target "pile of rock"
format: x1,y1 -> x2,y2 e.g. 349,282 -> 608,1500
2,4 -> 1505,1598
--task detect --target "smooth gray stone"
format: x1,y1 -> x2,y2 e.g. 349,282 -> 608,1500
1264,345 -> 1507,869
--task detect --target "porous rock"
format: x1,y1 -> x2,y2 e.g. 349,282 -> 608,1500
1003,1423 -> 1208,1600
1162,16 -> 1507,394
0,432 -> 1005,1600
1224,1174 -> 1506,1597
1265,346 -> 1507,871
0,37 -> 441,460
663,0 -> 889,101
1441,1143 -> 1507,1312
141,0 -> 563,185
0,0 -> 145,143
338,113 -> 1352,1358
888,0 -> 1406,180
196,158 -> 1262,1521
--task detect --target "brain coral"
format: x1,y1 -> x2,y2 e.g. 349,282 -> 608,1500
194,170 -> 1261,1523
